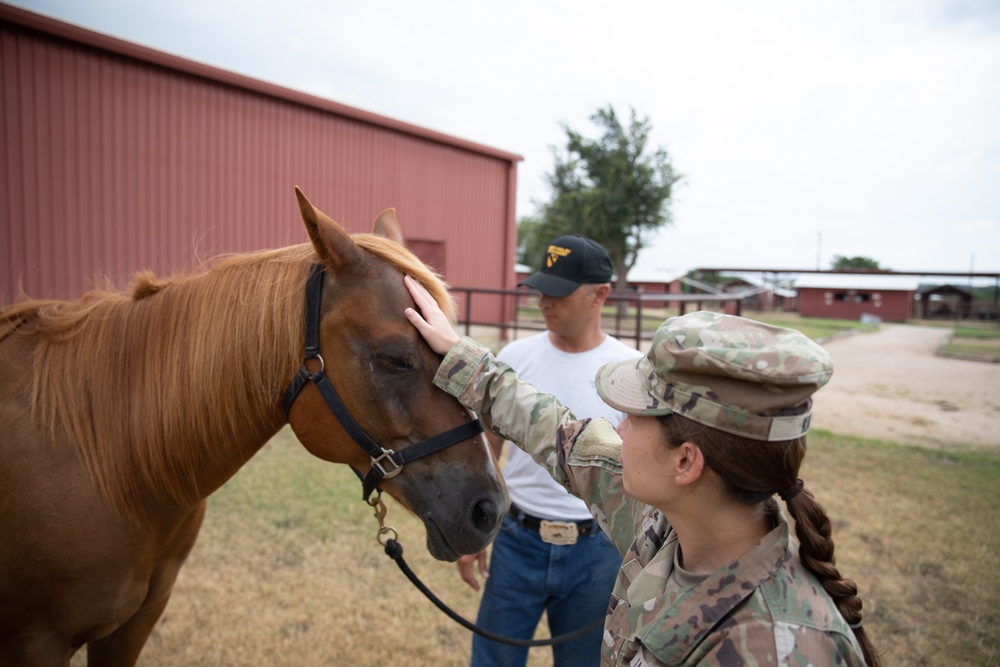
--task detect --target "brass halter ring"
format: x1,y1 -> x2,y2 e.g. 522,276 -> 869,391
367,491 -> 398,546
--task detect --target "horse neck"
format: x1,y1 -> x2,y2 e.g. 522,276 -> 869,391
139,255 -> 307,502
31,250 -> 310,515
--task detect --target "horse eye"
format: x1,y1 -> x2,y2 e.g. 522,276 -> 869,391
377,353 -> 413,372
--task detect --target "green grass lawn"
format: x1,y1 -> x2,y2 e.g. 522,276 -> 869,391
590,306 -> 879,340
748,312 -> 879,340
953,325 -> 1000,339
941,338 -> 1000,360
939,325 -> 1000,361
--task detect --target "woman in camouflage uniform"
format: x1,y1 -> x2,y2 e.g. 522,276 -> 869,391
404,277 -> 880,667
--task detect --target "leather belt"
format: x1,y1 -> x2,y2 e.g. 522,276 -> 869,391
509,504 -> 597,545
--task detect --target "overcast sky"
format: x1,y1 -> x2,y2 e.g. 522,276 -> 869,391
10,0 -> 1000,277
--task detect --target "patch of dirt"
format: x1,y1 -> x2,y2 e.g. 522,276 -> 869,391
810,324 -> 1000,451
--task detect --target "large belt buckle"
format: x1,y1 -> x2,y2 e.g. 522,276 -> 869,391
539,520 -> 578,545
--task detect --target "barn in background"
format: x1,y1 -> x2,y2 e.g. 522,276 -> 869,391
795,274 -> 920,322
1,4 -> 522,324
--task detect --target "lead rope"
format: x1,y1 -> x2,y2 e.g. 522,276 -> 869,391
368,493 -> 606,647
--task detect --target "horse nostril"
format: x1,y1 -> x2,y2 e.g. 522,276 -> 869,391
471,498 -> 499,533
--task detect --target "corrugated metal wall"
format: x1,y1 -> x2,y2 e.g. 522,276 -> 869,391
1,5 -> 521,324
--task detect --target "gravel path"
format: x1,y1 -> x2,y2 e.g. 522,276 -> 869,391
810,324 -> 1000,451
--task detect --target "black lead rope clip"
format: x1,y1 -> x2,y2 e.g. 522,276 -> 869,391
368,491 -> 398,547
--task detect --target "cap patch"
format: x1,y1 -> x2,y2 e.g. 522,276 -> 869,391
546,244 -> 572,268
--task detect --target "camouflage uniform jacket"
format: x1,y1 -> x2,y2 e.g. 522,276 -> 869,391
436,337 -> 866,667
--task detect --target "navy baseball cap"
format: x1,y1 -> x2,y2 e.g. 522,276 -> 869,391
520,235 -> 613,297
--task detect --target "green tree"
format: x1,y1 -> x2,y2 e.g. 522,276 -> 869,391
516,214 -> 546,267
528,105 -> 681,289
831,255 -> 884,271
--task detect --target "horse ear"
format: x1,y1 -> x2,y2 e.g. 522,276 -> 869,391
295,186 -> 363,273
372,208 -> 405,245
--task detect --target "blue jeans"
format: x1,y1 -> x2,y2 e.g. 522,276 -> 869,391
469,512 -> 621,667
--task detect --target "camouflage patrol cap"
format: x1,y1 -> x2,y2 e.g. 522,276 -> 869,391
595,311 -> 833,441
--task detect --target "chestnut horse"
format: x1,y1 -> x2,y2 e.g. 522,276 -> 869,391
0,188 -> 507,666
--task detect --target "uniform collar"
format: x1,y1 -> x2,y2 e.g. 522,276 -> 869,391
638,515 -> 791,663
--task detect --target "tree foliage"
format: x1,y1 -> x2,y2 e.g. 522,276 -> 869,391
831,255 -> 884,271
515,214 -> 546,267
521,105 -> 681,287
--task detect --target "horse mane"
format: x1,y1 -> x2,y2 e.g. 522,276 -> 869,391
5,235 -> 453,516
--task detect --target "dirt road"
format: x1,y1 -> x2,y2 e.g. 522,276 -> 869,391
810,324 -> 1000,451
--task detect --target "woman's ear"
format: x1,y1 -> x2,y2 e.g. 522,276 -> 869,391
673,441 -> 706,486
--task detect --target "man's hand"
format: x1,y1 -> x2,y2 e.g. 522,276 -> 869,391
456,550 -> 490,591
403,275 -> 460,355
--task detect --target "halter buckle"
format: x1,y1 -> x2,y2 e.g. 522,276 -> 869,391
371,448 -> 403,479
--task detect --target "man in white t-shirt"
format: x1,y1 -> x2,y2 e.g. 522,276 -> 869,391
456,235 -> 642,667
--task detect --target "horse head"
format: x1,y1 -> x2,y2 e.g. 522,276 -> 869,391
285,187 -> 507,561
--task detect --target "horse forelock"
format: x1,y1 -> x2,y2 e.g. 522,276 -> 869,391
352,234 -> 457,322
22,244 -> 316,517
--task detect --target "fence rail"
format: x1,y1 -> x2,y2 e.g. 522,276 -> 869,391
448,287 -> 747,350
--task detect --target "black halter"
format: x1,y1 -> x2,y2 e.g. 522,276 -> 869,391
282,264 -> 484,501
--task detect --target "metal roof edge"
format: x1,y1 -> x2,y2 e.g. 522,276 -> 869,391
793,274 -> 922,291
1,2 -> 524,164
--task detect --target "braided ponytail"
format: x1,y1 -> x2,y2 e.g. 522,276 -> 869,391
784,485 -> 881,666
657,413 -> 881,666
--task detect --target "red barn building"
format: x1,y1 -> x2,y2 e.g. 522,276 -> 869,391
1,5 -> 522,325
625,269 -> 685,309
795,274 -> 920,322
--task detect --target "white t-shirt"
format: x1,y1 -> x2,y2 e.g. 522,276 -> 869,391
497,331 -> 642,521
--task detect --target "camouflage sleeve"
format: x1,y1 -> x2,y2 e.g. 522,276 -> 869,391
433,337 -> 638,545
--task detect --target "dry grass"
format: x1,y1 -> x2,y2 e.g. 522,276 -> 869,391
802,431 -> 1000,666
69,427 -> 1000,666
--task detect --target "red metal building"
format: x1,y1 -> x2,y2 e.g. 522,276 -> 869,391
625,269 -> 685,310
1,4 -> 522,324
795,274 -> 919,323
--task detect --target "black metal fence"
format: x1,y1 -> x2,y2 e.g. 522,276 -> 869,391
448,287 -> 746,350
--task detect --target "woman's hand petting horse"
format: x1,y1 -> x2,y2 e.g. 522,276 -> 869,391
404,275 -> 460,356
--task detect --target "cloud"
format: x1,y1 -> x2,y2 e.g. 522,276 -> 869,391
958,219 -> 996,230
